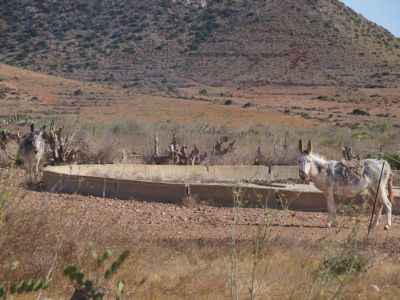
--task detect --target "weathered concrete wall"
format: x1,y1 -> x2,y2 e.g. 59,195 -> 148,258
43,164 -> 400,213
43,164 -> 300,183
44,172 -> 187,203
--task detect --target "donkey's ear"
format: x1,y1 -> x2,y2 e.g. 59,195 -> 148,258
42,131 -> 50,140
307,140 -> 313,154
30,123 -> 34,133
298,140 -> 303,154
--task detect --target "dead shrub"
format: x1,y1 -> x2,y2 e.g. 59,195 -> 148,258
181,195 -> 205,208
72,130 -> 118,164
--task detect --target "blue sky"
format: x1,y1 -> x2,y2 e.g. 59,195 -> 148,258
340,0 -> 400,37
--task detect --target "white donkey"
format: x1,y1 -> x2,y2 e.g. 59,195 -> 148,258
18,124 -> 49,183
298,140 -> 394,230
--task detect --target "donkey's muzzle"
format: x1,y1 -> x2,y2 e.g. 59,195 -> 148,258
299,170 -> 308,180
33,148 -> 38,154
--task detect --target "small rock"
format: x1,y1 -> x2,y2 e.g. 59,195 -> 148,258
369,285 -> 380,292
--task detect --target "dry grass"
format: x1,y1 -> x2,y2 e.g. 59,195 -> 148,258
2,116 -> 398,170
1,222 -> 400,299
39,118 -> 399,168
1,182 -> 400,299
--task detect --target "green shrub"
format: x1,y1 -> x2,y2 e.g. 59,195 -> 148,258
199,89 -> 208,96
321,253 -> 368,277
123,47 -> 135,54
384,152 -> 400,170
224,99 -> 233,105
63,249 -> 129,300
84,32 -> 98,42
0,279 -> 52,299
74,89 -> 83,96
243,102 -> 253,108
159,0 -> 171,9
352,108 -> 369,116
34,40 -> 49,51
370,72 -> 390,78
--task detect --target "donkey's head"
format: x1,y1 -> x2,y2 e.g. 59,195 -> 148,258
29,124 -> 49,155
298,139 -> 313,180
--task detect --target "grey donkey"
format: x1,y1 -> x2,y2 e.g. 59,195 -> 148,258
18,124 -> 49,183
298,140 -> 394,230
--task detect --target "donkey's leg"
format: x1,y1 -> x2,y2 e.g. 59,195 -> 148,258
366,185 -> 383,229
33,159 -> 39,183
372,201 -> 383,228
37,157 -> 43,177
380,187 -> 392,230
325,186 -> 336,228
29,162 -> 35,183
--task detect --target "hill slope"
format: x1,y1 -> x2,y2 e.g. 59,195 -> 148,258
0,63 -> 323,128
1,0 -> 400,87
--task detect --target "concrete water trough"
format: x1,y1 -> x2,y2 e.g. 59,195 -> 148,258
42,164 -> 400,213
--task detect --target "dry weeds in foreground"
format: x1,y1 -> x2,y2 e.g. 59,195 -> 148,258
1,226 -> 400,299
0,173 -> 399,299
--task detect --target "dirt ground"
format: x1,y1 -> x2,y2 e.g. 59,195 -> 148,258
9,187 -> 400,254
2,63 -> 399,129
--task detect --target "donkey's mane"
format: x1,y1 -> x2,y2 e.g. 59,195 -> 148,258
310,153 -> 331,163
310,153 -> 332,172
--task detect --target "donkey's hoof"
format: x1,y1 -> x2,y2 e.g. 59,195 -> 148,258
384,225 -> 390,230
325,223 -> 332,228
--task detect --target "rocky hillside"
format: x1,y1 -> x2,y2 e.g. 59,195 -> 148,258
1,0 -> 400,87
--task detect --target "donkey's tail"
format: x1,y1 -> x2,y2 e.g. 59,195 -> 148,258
388,172 -> 394,204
